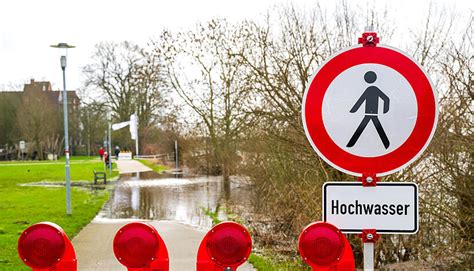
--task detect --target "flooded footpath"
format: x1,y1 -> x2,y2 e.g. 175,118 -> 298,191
72,170 -> 256,271
96,171 -> 255,227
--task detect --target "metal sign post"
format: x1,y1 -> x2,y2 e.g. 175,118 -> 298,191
19,141 -> 25,160
362,177 -> 379,271
107,113 -> 112,175
360,175 -> 380,271
175,140 -> 179,170
363,243 -> 374,270
362,231 -> 378,271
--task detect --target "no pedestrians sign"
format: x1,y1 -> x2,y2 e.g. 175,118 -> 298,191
302,33 -> 435,269
302,45 -> 438,176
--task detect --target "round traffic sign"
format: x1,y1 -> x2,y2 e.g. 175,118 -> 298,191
302,45 -> 437,176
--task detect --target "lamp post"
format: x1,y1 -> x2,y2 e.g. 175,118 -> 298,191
107,111 -> 113,174
51,42 -> 75,215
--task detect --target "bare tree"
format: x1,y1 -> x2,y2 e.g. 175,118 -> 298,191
75,2 -> 471,269
83,41 -> 167,153
0,93 -> 21,145
16,90 -> 61,159
80,101 -> 108,156
159,19 -> 256,181
410,16 -> 473,267
234,4 -> 372,242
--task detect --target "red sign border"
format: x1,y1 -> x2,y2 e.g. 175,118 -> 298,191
302,45 -> 438,177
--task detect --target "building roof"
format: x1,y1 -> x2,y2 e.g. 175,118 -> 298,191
0,79 -> 79,105
23,79 -> 52,92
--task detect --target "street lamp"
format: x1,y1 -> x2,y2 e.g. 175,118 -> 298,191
51,42 -> 75,215
107,111 -> 112,174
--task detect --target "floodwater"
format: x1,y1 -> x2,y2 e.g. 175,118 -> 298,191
96,171 -> 254,228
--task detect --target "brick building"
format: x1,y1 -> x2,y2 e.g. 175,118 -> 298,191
22,79 -> 80,108
0,79 -> 81,159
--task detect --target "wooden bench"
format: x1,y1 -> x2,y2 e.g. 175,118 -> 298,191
93,170 -> 107,185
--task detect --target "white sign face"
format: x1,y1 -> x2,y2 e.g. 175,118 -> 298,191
19,141 -> 26,150
322,64 -> 418,157
323,182 -> 418,234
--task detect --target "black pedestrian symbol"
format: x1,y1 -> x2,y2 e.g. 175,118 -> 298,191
346,71 -> 390,149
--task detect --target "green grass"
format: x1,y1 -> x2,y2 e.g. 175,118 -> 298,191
0,155 -> 99,164
137,159 -> 167,173
248,254 -> 309,271
0,159 -> 118,270
202,207 -> 222,225
58,155 -> 99,161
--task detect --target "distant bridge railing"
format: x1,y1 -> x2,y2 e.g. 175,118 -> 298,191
134,153 -> 171,160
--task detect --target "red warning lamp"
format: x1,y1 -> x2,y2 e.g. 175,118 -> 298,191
298,222 -> 355,270
197,221 -> 252,271
113,222 -> 169,271
18,222 -> 77,271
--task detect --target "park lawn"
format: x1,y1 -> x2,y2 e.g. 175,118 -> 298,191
0,155 -> 99,164
137,159 -> 168,173
0,160 -> 117,270
58,155 -> 99,161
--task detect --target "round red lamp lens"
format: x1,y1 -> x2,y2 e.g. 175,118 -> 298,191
18,223 -> 66,269
299,222 -> 345,267
113,223 -> 159,268
206,222 -> 252,267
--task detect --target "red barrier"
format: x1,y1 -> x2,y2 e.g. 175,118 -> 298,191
113,222 -> 169,271
18,222 -> 77,271
298,222 -> 355,270
197,221 -> 252,271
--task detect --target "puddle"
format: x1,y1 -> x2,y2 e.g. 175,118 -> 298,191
96,173 -> 254,228
119,171 -> 164,180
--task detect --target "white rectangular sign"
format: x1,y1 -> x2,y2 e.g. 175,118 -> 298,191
323,182 -> 418,234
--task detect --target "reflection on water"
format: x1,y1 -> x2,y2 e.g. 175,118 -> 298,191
96,173 -> 253,228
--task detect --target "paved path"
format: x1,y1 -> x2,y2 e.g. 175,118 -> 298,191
73,159 -> 254,270
115,159 -> 152,174
72,220 -> 255,271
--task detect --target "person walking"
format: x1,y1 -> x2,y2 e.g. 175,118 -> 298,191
99,147 -> 105,161
114,146 -> 120,160
346,71 -> 390,149
104,151 -> 110,166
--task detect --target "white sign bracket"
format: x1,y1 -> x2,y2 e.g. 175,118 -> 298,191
358,172 -> 380,187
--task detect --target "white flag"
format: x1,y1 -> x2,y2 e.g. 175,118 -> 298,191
129,114 -> 138,140
112,121 -> 130,131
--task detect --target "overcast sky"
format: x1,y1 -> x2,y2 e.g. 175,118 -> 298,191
0,0 -> 471,92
